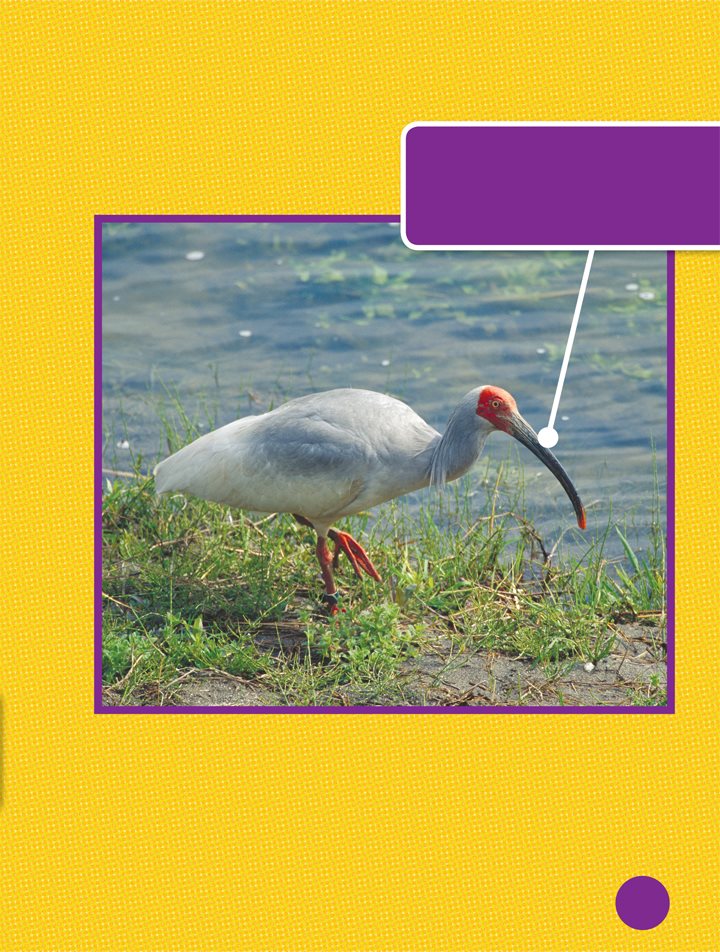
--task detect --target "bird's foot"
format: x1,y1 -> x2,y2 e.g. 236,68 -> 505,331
328,530 -> 382,581
321,591 -> 342,616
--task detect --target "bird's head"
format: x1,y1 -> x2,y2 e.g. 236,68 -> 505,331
475,385 -> 518,433
476,384 -> 587,530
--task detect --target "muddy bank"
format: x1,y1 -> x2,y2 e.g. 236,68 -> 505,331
103,620 -> 665,709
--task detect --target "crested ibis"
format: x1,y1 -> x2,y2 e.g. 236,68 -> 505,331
154,386 -> 586,612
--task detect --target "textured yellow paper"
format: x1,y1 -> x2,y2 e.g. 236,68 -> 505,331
1,2 -> 718,949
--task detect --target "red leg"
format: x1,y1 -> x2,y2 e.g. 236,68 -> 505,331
296,517 -> 379,611
328,529 -> 381,581
315,536 -> 340,614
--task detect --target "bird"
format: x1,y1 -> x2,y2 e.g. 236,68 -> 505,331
154,385 -> 586,613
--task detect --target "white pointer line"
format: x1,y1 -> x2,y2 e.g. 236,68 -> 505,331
537,249 -> 595,449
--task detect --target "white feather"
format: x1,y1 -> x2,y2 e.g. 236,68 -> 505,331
154,389 -> 447,533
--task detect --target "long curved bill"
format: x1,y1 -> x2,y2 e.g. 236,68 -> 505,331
509,414 -> 587,530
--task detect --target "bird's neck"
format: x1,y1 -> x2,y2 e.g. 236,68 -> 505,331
428,393 -> 492,487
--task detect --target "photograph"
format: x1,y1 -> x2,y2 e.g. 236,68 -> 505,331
100,219 -> 668,710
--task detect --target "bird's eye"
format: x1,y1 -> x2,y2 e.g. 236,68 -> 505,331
491,399 -> 501,409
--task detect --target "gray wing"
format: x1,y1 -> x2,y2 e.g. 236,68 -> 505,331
154,389 -> 439,522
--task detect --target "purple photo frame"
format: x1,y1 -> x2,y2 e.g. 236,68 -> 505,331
95,215 -> 674,714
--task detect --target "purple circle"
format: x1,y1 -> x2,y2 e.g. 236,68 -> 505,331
615,876 -> 670,930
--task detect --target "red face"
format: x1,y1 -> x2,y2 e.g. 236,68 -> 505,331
475,385 -> 518,432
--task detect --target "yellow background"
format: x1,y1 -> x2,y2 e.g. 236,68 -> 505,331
1,2 -> 718,949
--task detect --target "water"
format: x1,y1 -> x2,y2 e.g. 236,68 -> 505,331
102,221 -> 667,561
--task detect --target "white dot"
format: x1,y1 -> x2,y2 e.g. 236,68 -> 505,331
638,290 -> 656,300
584,662 -> 595,673
238,329 -> 252,338
116,439 -> 130,450
537,426 -> 558,448
536,348 -> 546,354
625,282 -> 639,291
561,415 -> 569,422
185,250 -> 205,261
380,359 -> 390,367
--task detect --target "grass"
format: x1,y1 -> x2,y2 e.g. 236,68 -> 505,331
101,410 -> 667,708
